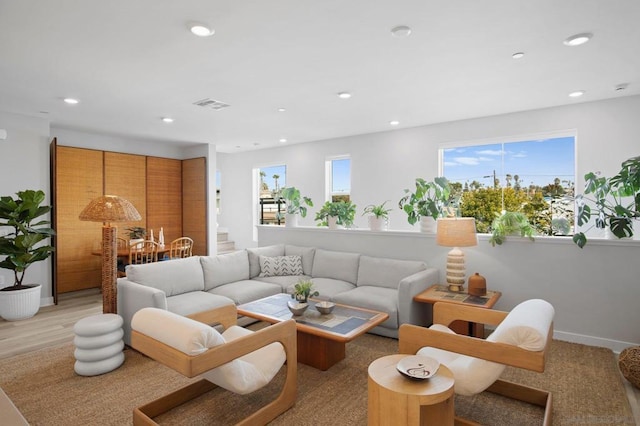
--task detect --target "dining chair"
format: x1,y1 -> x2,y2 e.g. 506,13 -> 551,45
129,240 -> 159,265
169,236 -> 193,259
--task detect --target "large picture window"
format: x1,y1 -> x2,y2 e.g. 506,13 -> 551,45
441,134 -> 575,235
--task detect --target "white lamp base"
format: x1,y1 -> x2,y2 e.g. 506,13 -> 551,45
445,247 -> 466,292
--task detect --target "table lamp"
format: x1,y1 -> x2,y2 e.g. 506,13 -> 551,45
436,217 -> 477,292
79,195 -> 141,314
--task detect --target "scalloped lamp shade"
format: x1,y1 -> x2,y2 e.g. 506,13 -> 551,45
79,195 -> 141,314
437,218 -> 477,292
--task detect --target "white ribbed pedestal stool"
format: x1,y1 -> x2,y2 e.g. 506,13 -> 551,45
73,313 -> 125,376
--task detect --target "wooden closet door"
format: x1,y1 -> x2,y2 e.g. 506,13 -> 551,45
182,157 -> 208,255
146,157 -> 182,245
104,152 -> 147,239
55,146 -> 103,293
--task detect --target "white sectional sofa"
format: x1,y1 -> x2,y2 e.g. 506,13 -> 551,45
117,244 -> 439,344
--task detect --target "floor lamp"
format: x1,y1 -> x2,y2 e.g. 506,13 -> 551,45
79,195 -> 141,314
436,217 -> 477,292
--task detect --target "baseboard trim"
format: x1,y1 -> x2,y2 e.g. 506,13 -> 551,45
554,330 -> 638,354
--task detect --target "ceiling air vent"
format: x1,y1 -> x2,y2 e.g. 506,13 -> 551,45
193,98 -> 231,110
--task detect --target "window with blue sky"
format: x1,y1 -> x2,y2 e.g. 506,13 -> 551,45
327,157 -> 351,202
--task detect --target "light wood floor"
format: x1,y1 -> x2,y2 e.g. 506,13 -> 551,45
1,290 -> 639,424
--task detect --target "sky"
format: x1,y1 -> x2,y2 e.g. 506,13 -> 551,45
442,136 -> 575,188
260,160 -> 352,194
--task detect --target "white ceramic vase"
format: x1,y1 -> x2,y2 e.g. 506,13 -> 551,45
327,216 -> 339,229
369,216 -> 386,231
419,217 -> 437,233
0,284 -> 41,321
285,213 -> 298,228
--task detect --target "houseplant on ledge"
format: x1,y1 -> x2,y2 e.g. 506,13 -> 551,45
573,156 -> 640,248
315,200 -> 357,229
398,177 -> 451,233
0,190 -> 55,320
275,186 -> 313,227
362,201 -> 392,231
489,211 -> 536,246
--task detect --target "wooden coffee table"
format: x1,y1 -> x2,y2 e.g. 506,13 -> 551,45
237,293 -> 388,370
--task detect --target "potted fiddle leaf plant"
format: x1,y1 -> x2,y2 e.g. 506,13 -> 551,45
362,201 -> 392,231
275,186 -> 313,227
573,156 -> 640,248
398,177 -> 451,233
489,211 -> 536,246
0,190 -> 55,320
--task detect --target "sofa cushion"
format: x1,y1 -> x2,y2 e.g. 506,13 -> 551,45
300,277 -> 355,300
285,245 -> 316,276
126,256 -> 204,297
259,255 -> 303,277
311,249 -> 360,284
209,280 -> 282,305
166,292 -> 235,317
201,251 -> 250,291
332,286 -> 398,329
253,275 -> 310,292
246,245 -> 285,278
357,256 -> 426,289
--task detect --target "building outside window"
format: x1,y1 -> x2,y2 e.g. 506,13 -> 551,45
440,134 -> 575,236
326,157 -> 351,202
258,165 -> 286,225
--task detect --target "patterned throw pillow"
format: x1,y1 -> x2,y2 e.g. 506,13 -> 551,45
259,255 -> 303,277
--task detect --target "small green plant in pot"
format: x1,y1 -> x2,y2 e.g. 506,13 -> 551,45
362,201 -> 392,231
315,200 -> 357,228
275,186 -> 313,226
0,190 -> 55,320
127,226 -> 146,240
489,211 -> 536,246
291,280 -> 319,303
399,177 -> 451,232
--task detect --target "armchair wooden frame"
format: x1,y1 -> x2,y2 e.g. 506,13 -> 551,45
399,302 -> 553,426
131,305 -> 297,426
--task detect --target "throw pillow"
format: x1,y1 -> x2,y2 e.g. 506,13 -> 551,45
259,255 -> 303,277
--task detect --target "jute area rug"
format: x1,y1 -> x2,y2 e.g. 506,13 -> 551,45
0,334 -> 634,425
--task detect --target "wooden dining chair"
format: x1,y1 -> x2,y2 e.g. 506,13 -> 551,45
169,237 -> 193,259
129,240 -> 159,265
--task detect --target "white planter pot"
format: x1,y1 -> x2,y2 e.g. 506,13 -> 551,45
327,216 -> 339,230
0,284 -> 41,321
285,213 -> 298,228
420,217 -> 437,233
368,216 -> 386,231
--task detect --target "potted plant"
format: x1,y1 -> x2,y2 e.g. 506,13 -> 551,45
489,211 -> 536,246
398,177 -> 451,233
0,190 -> 55,320
275,186 -> 313,227
315,200 -> 357,229
573,156 -> 640,248
291,279 -> 319,303
362,201 -> 392,231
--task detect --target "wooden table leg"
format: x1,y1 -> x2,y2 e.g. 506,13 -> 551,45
296,331 -> 346,370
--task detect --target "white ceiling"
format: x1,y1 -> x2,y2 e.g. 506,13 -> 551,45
0,0 -> 639,153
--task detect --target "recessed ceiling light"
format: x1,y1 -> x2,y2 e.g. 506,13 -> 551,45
391,25 -> 412,38
512,52 -> 525,59
190,23 -> 214,37
569,90 -> 585,98
389,120 -> 400,126
277,108 -> 286,112
63,98 -> 79,104
563,33 -> 592,47
279,138 -> 287,143
162,117 -> 174,123
337,92 -> 352,99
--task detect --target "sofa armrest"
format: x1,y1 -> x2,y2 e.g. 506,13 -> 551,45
117,278 -> 168,346
397,268 -> 439,327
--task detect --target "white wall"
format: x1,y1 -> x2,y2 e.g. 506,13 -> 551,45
219,95 -> 640,351
0,112 -> 53,305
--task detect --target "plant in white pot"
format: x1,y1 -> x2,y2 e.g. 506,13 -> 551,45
315,200 -> 357,229
398,177 -> 451,233
488,211 -> 536,246
275,186 -> 313,227
0,190 -> 55,320
362,201 -> 392,231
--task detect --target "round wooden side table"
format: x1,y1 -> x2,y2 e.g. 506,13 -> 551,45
368,354 -> 455,426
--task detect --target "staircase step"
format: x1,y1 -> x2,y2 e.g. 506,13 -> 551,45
217,232 -> 228,242
217,240 -> 236,253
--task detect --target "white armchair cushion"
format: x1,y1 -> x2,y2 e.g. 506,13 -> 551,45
201,325 -> 286,395
131,308 -> 225,355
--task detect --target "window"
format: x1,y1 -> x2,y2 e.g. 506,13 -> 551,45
258,165 -> 286,225
326,157 -> 351,202
441,134 -> 575,236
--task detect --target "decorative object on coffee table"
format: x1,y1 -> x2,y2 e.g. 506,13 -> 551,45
287,300 -> 308,316
79,195 -> 141,314
315,301 -> 335,315
436,217 -> 477,292
619,346 -> 640,389
291,279 -> 319,303
467,272 -> 487,297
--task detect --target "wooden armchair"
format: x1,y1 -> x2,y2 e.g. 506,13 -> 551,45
168,236 -> 193,259
130,305 -> 297,425
399,300 -> 554,426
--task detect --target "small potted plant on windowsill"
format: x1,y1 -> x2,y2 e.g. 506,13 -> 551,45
362,201 -> 392,231
315,200 -> 357,229
275,186 -> 313,228
489,211 -> 536,246
398,177 -> 451,233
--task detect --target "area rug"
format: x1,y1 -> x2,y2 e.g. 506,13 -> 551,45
0,335 -> 634,425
